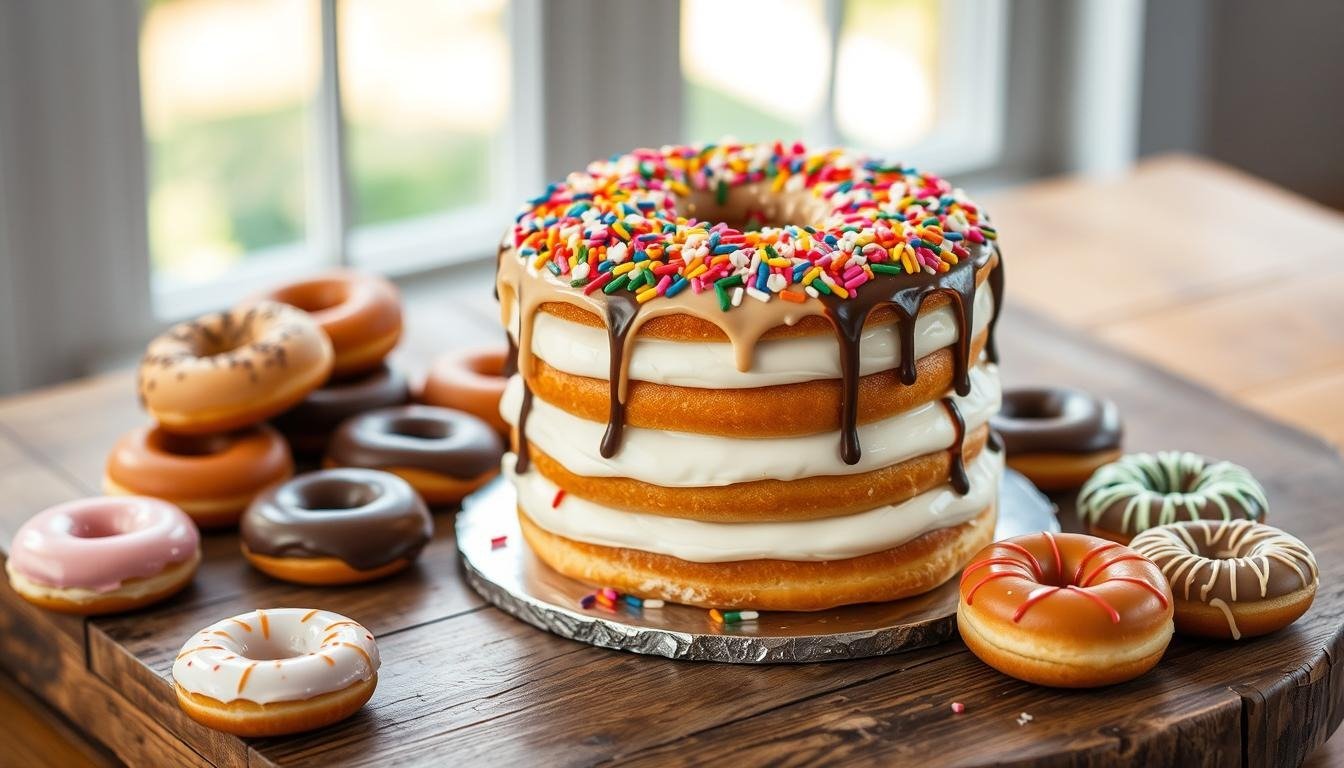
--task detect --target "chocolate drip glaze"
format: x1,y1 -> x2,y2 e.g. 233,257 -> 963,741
327,405 -> 504,479
986,248 -> 1005,364
819,247 -> 987,465
600,294 -> 640,458
241,468 -> 432,571
940,397 -> 970,495
515,383 -> 534,472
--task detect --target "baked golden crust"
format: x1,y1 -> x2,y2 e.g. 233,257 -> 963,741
518,504 -> 997,611
523,329 -> 988,437
529,427 -> 989,522
175,675 -> 377,737
1005,449 -> 1122,492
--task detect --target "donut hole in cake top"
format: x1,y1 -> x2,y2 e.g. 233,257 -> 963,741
64,503 -> 151,539
291,478 -> 382,512
231,633 -> 312,662
149,430 -> 233,458
674,182 -> 830,233
385,416 -> 451,441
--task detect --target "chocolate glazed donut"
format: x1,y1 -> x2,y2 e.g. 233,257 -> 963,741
991,387 -> 1123,492
272,364 -> 411,455
241,468 -> 432,584
325,405 -> 504,505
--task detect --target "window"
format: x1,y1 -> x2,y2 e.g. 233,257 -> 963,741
138,0 -> 1000,319
140,0 -> 535,318
681,0 -> 1004,173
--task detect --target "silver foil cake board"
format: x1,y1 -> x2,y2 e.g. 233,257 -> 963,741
456,470 -> 1057,664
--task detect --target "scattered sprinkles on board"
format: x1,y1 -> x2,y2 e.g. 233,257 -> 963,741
508,142 -> 995,310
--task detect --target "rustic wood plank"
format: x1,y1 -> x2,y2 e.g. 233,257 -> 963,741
0,557 -> 212,768
983,155 -> 1344,328
0,669 -> 119,768
1243,362 -> 1344,451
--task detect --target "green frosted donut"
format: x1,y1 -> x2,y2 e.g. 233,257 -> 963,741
1078,451 -> 1267,541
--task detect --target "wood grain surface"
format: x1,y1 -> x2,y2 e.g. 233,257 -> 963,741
2,155 -> 1343,766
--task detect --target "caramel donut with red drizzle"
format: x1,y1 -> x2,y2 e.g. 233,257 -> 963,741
1130,519 -> 1317,640
957,531 -> 1174,687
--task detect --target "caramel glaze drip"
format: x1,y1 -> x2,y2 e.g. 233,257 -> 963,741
497,242 -> 1002,491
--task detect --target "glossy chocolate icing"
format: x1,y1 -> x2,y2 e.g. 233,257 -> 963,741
326,404 -> 503,479
1132,519 -> 1316,606
992,387 -> 1122,455
241,468 -> 431,570
272,364 -> 410,451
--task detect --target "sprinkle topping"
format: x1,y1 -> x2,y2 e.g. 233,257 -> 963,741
509,142 -> 995,310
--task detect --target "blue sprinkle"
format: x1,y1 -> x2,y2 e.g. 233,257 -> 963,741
712,244 -> 737,255
665,277 -> 690,298
755,261 -> 769,291
944,232 -> 964,241
597,261 -> 614,273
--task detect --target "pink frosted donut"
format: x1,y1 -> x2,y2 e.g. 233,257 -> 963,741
5,496 -> 201,615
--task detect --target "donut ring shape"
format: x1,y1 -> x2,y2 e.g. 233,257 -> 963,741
241,468 -> 432,585
1130,519 -> 1317,640
991,387 -> 1122,491
172,608 -> 379,737
324,405 -> 503,505
263,270 -> 402,378
419,347 -> 509,437
104,423 -> 293,528
1079,451 -> 1268,544
272,363 -> 411,455
957,531 -> 1173,688
139,301 -> 334,435
5,496 -> 201,615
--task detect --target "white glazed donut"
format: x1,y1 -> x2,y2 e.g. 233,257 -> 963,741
172,608 -> 380,736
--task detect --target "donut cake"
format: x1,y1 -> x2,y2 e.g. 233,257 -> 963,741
497,143 -> 1005,611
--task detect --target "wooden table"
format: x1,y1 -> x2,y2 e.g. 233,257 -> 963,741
3,155 -> 1343,766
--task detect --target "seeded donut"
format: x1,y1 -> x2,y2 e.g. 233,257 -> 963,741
139,301 -> 333,434
1078,451 -> 1268,544
991,387 -> 1122,491
419,347 -> 509,437
6,497 -> 201,615
263,270 -> 402,378
173,608 -> 379,736
325,405 -> 504,505
241,469 -> 432,585
104,424 -> 293,528
957,531 -> 1173,688
1131,519 -> 1317,640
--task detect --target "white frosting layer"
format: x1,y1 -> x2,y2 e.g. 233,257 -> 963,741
509,449 -> 1002,562
511,279 -> 993,388
172,608 -> 380,705
502,363 -> 1000,487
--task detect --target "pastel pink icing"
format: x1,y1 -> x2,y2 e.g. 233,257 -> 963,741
8,496 -> 200,592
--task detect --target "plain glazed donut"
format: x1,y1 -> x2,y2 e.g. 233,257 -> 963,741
240,468 -> 432,585
324,405 -> 503,505
991,387 -> 1122,491
419,347 -> 509,437
272,363 -> 410,455
172,608 -> 379,736
139,301 -> 333,434
1130,519 -> 1317,640
263,270 -> 402,378
104,424 -> 293,528
1079,451 -> 1268,544
957,531 -> 1173,688
5,497 -> 200,615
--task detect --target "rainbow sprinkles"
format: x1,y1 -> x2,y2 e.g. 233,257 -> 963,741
509,142 -> 997,311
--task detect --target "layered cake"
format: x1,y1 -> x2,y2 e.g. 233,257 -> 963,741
496,143 -> 1004,610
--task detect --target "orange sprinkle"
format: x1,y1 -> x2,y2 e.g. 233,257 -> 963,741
230,619 -> 253,633
259,610 -> 269,640
319,654 -> 336,667
237,662 -> 256,694
339,642 -> 374,671
324,620 -> 359,632
210,630 -> 233,639
780,290 -> 806,303
176,645 -> 224,660
300,609 -> 319,623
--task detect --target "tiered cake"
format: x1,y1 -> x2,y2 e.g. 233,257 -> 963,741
496,143 -> 1003,610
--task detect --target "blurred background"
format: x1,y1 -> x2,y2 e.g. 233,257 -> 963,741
1,0 -> 1342,395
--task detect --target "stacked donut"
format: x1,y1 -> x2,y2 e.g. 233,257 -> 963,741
498,143 -> 1006,611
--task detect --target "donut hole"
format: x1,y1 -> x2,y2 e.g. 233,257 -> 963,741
386,416 -> 451,441
68,517 -> 126,539
467,352 -> 506,379
999,392 -> 1066,421
274,279 -> 349,314
150,430 -> 232,457
675,184 -> 828,233
237,636 -> 309,662
295,479 -> 381,511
